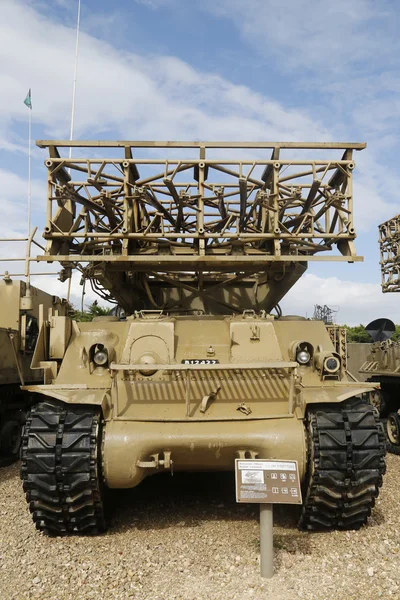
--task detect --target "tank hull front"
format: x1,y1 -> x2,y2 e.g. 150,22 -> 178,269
103,415 -> 306,488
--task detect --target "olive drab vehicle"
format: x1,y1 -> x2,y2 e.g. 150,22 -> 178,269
359,214 -> 400,453
0,277 -> 66,465
21,140 -> 386,535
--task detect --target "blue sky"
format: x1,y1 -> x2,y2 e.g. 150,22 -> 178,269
1,0 -> 400,323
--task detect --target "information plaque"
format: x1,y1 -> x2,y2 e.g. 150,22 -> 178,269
235,459 -> 302,504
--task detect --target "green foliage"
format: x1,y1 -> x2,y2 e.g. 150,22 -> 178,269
343,323 -> 400,343
391,326 -> 400,342
71,301 -> 111,322
342,324 -> 371,343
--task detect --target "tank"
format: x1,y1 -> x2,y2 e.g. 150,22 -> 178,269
0,276 -> 66,464
358,215 -> 400,451
20,140 -> 386,535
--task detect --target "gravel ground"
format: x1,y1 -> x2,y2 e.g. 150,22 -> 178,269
1,456 -> 400,600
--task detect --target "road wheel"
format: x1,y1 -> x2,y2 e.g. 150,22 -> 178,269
0,420 -> 22,459
386,412 -> 400,449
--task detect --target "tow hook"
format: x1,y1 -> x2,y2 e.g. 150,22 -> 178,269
137,451 -> 173,475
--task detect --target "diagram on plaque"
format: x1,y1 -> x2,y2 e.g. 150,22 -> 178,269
235,459 -> 302,504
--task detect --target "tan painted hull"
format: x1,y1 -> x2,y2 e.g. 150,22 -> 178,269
103,415 -> 306,488
24,314 -> 379,489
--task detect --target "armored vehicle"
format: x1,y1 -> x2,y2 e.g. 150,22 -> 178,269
359,214 -> 400,452
21,140 -> 385,535
0,276 -> 66,464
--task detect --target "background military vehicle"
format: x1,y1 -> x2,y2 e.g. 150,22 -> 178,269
359,215 -> 400,452
21,140 -> 385,535
0,276 -> 66,465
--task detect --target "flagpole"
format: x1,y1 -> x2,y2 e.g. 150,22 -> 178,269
28,102 -> 32,237
23,88 -> 32,287
69,0 -> 81,160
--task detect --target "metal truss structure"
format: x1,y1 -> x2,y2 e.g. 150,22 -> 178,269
313,304 -> 338,324
35,140 -> 365,314
379,214 -> 400,292
326,325 -> 348,372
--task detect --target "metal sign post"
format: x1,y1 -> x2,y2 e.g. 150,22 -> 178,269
235,459 -> 302,579
259,503 -> 274,578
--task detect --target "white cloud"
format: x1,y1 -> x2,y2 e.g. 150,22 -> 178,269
0,0 -> 334,242
203,0 -> 390,74
0,168 -> 46,235
0,0 -> 330,143
24,271 -> 400,325
281,273 -> 400,325
0,0 -> 394,229
196,0 -> 400,231
0,0 -> 398,324
133,0 -> 172,7
351,152 -> 399,231
30,270 -> 103,311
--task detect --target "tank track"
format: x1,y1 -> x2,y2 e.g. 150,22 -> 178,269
20,401 -> 107,535
299,399 -> 386,530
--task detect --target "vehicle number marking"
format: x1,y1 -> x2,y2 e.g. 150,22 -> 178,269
181,359 -> 219,364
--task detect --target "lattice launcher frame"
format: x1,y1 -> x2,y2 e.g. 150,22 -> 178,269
379,214 -> 400,293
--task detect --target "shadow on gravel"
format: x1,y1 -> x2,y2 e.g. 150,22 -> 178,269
365,506 -> 385,527
273,533 -> 312,565
108,471 -> 301,533
0,462 -> 20,484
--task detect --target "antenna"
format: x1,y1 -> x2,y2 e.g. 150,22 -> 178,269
28,98 -> 32,236
69,0 -> 81,160
365,318 -> 395,342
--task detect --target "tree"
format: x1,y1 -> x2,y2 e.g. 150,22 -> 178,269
342,324 -> 371,343
71,300 -> 111,322
343,323 -> 400,343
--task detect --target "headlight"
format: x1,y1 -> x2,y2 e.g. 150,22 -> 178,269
323,356 -> 340,373
297,349 -> 311,365
93,348 -> 108,366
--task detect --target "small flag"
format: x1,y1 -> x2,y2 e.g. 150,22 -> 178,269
23,89 -> 32,110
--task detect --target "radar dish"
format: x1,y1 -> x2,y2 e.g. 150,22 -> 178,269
365,318 -> 395,342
